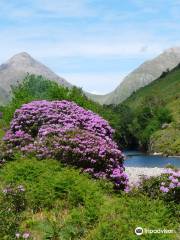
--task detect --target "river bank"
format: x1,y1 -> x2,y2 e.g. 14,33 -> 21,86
125,167 -> 165,186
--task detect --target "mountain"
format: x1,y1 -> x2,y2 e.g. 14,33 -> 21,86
87,47 -> 180,105
1,48 -> 180,107
0,52 -> 72,105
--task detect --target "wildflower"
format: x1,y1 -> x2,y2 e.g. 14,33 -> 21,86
160,186 -> 169,193
171,178 -> 178,184
124,186 -> 130,193
169,183 -> 176,189
17,185 -> 25,192
23,232 -> 30,239
15,233 -> 21,238
2,187 -> 12,194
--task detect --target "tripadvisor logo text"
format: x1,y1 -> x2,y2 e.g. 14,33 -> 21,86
135,227 -> 176,236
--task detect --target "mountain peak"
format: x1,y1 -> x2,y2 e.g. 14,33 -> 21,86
88,46 -> 180,105
13,51 -> 31,57
8,52 -> 35,65
164,47 -> 180,54
0,52 -> 72,105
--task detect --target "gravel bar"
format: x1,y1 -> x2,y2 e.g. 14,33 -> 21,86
125,167 -> 165,186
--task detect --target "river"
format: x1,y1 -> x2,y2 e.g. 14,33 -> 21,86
124,151 -> 180,168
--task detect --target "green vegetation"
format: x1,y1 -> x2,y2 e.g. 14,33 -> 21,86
0,74 -> 108,124
0,69 -> 179,156
0,75 -> 116,146
112,65 -> 180,154
0,157 -> 179,239
0,74 -> 179,239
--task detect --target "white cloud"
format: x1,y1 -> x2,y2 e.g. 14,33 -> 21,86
1,0 -> 180,94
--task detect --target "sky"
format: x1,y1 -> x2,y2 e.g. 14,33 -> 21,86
1,0 -> 180,94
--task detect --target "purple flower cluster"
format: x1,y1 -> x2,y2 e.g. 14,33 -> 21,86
2,100 -> 128,190
160,168 -> 180,193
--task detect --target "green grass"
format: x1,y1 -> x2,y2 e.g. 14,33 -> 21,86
0,157 -> 179,240
125,67 -> 180,109
123,66 -> 180,155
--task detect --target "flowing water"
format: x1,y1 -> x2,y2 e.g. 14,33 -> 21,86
124,151 -> 180,168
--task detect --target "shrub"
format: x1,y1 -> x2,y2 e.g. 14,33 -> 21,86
159,168 -> 180,202
137,168 -> 180,203
0,184 -> 27,238
1,100 -> 128,190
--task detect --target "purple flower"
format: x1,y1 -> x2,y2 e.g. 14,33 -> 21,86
169,183 -> 176,189
22,232 -> 30,239
172,171 -> 180,178
1,100 -> 128,191
124,186 -> 130,193
160,186 -> 169,193
171,178 -> 178,184
163,168 -> 174,174
169,175 -> 174,180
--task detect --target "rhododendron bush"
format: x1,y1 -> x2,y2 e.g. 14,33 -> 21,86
1,100 -> 128,190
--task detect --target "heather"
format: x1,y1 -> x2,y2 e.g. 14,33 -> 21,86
0,157 -> 178,240
1,100 -> 128,190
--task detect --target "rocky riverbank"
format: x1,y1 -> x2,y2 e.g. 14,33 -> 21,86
125,167 -> 165,186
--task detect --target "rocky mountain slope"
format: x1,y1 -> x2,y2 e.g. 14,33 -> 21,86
87,47 -> 180,105
0,52 -> 71,105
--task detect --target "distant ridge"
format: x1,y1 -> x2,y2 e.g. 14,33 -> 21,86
87,47 -> 180,105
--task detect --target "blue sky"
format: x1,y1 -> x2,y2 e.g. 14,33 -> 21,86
1,0 -> 180,94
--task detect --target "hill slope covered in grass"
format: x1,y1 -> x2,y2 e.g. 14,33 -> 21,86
87,47 -> 180,105
113,65 -> 180,155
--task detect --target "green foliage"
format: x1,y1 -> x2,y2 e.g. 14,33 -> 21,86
109,104 -> 136,147
150,127 -> 180,155
136,175 -> 166,199
0,157 -> 104,212
136,173 -> 180,204
2,74 -> 106,124
0,184 -> 26,239
109,65 -> 180,153
0,157 -> 179,239
85,195 -> 178,240
112,95 -> 173,150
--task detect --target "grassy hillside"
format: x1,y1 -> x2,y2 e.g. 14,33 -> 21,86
114,65 -> 180,155
125,66 -> 180,108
